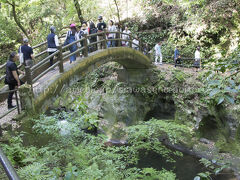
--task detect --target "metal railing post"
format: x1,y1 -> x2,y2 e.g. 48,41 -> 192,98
14,91 -> 20,114
0,148 -> 20,180
25,66 -> 32,85
58,45 -> 64,73
83,34 -> 88,57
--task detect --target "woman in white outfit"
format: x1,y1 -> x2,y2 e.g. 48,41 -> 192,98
122,26 -> 131,46
194,46 -> 201,71
107,20 -> 117,48
154,42 -> 162,65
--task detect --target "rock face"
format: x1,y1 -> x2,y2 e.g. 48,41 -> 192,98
86,89 -> 149,141
48,62 -> 240,175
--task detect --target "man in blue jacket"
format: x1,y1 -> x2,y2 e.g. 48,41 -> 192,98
20,38 -> 34,67
174,46 -> 181,67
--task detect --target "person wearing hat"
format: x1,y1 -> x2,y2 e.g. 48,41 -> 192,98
5,52 -> 24,109
47,26 -> 59,67
20,38 -> 34,67
97,15 -> 106,49
79,22 -> 89,49
64,23 -> 80,63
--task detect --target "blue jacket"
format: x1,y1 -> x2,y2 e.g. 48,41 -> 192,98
174,49 -> 180,59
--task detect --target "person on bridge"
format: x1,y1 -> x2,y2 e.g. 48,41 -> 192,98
19,38 -> 34,67
174,46 -> 181,67
79,22 -> 89,56
154,42 -> 163,65
89,22 -> 98,52
64,24 -> 80,63
47,26 -> 59,67
132,36 -> 139,50
5,52 -> 24,109
97,16 -> 107,50
122,26 -> 131,46
194,46 -> 201,71
107,20 -> 117,48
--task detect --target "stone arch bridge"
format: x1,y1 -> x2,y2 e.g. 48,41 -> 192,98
0,31 -> 152,114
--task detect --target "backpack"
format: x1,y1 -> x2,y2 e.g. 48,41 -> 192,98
18,46 -> 24,64
90,28 -> 98,34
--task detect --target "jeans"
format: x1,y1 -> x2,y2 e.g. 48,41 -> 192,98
107,37 -> 115,48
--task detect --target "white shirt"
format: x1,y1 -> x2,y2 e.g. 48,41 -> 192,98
132,39 -> 139,49
108,25 -> 117,38
154,44 -> 162,55
122,30 -> 131,40
81,28 -> 89,36
195,50 -> 200,59
47,35 -> 59,52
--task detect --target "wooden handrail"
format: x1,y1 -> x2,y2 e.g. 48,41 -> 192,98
34,50 -> 48,59
86,31 -> 105,38
32,61 -> 60,83
0,63 -> 6,70
32,41 -> 47,49
62,38 -> 83,50
63,47 -> 85,61
31,50 -> 59,71
1,31 -> 148,88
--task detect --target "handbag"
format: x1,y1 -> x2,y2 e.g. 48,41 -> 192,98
19,46 -> 24,64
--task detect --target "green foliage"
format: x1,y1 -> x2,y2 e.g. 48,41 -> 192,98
171,69 -> 189,83
133,168 -> 176,180
194,158 -> 231,180
1,135 -> 39,167
128,118 -> 193,145
203,70 -> 239,105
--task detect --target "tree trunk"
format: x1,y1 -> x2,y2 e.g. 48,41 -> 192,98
8,1 -> 29,38
113,0 -> 121,25
73,0 -> 84,24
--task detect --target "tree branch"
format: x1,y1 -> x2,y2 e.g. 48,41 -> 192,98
73,0 -> 84,24
113,0 -> 121,25
10,0 -> 29,38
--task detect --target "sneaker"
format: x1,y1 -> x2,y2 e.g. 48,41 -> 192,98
8,105 -> 16,110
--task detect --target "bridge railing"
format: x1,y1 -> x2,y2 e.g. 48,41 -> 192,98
0,31 -> 149,107
0,147 -> 20,180
25,31 -> 145,88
